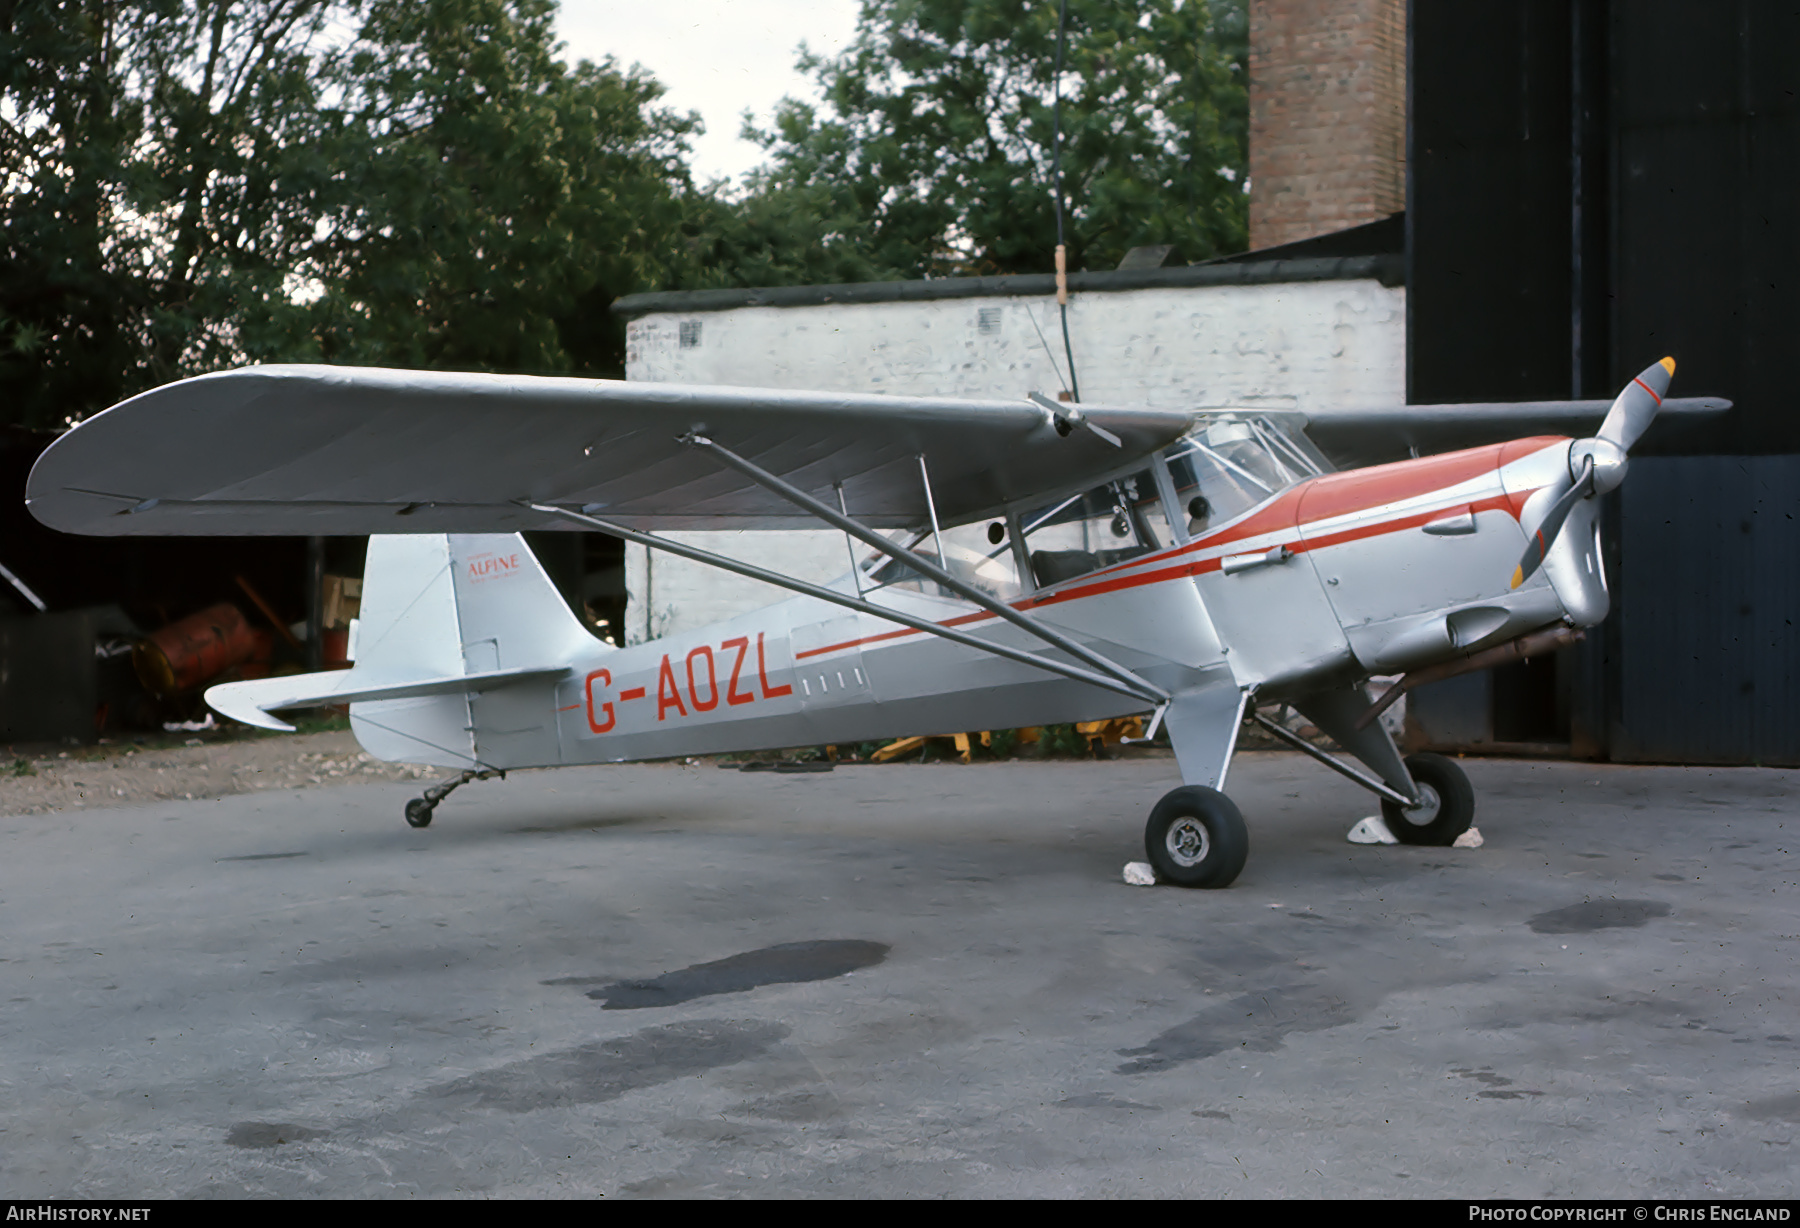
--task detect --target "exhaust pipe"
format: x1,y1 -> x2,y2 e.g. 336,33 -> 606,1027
1353,624 -> 1585,732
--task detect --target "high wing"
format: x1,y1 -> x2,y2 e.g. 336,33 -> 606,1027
26,365 -> 1193,537
1304,396 -> 1731,470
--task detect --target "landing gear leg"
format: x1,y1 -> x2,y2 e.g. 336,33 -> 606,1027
1152,684 -> 1253,888
404,767 -> 504,828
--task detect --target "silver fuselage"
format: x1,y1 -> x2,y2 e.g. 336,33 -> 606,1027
406,433 -> 1600,771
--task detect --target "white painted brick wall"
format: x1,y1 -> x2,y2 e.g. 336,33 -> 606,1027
622,527 -> 857,645
622,278 -> 1405,642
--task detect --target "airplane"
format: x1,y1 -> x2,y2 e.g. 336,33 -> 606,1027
25,359 -> 1724,888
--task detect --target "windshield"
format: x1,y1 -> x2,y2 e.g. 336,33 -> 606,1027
1162,413 -> 1327,536
851,412 -> 1329,598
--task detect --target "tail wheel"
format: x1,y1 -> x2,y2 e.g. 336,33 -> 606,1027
404,799 -> 435,829
1381,752 -> 1474,846
1145,786 -> 1248,888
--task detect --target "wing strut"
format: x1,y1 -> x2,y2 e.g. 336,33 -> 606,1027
678,433 -> 1171,706
520,501 -> 1163,707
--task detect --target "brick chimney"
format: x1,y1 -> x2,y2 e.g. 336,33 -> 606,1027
1249,0 -> 1406,250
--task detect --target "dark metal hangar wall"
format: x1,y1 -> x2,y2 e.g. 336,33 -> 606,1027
1406,0 -> 1800,764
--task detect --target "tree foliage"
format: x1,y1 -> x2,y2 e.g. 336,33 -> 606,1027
259,0 -> 701,373
0,0 -> 1253,428
0,0 -> 701,427
730,0 -> 1249,282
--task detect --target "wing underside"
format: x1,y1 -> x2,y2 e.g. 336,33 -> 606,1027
27,366 -> 1194,537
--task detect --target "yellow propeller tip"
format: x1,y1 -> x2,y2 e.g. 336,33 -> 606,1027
1660,356 -> 1676,374
1510,567 -> 1524,590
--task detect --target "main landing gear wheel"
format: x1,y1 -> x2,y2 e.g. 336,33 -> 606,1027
404,798 -> 435,828
1145,786 -> 1249,888
1381,752 -> 1474,846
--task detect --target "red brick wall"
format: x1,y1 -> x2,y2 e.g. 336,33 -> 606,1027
1249,0 -> 1406,250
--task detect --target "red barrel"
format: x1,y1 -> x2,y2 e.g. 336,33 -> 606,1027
134,603 -> 261,696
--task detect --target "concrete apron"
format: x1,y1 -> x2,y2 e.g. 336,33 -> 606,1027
0,751 -> 1794,1198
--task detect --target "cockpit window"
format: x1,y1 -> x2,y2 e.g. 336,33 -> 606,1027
1018,469 -> 1175,590
864,522 -> 1023,601
1164,413 -> 1326,536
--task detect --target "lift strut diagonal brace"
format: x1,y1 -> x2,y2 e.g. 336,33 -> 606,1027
679,434 -> 1169,707
1248,711 -> 1417,808
520,502 -> 1159,706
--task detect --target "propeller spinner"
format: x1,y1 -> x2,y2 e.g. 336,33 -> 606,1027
1511,357 -> 1675,590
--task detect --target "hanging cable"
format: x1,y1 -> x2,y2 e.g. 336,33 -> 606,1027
1050,0 -> 1081,403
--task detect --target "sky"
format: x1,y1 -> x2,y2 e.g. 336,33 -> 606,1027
553,2 -> 865,186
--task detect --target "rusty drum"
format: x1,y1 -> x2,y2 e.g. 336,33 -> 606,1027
133,603 -> 261,696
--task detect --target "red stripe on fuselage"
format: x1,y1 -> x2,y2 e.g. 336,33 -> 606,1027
1291,492 -> 1518,555
794,606 -> 992,659
790,438 -> 1568,662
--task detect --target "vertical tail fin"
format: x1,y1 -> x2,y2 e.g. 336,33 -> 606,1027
352,533 -> 594,678
206,534 -> 599,766
438,534 -> 597,674
348,533 -> 599,766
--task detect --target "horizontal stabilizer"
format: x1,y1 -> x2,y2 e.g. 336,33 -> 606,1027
206,665 -> 569,733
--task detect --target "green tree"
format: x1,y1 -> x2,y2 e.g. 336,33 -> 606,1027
676,178 -> 915,291
252,0 -> 702,375
2,0 -> 171,427
732,0 -> 1249,282
0,0 -> 702,428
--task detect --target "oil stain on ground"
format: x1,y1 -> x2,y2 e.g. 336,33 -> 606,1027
727,1089 -> 847,1122
1058,1092 -> 1162,1112
1451,1067 -> 1544,1099
1116,983 -> 1358,1075
582,940 -> 890,1010
1743,1091 -> 1800,1123
427,1019 -> 789,1112
225,1122 -> 329,1148
1528,899 -> 1671,933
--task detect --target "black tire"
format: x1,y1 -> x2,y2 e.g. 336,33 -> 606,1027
404,799 -> 435,829
1144,786 -> 1249,888
1381,752 -> 1474,846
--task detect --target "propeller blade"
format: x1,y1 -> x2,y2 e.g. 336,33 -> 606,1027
1597,356 -> 1675,453
1512,456 -> 1595,589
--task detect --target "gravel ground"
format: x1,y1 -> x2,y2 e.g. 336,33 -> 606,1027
0,729 -> 436,814
0,726 -> 1176,817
